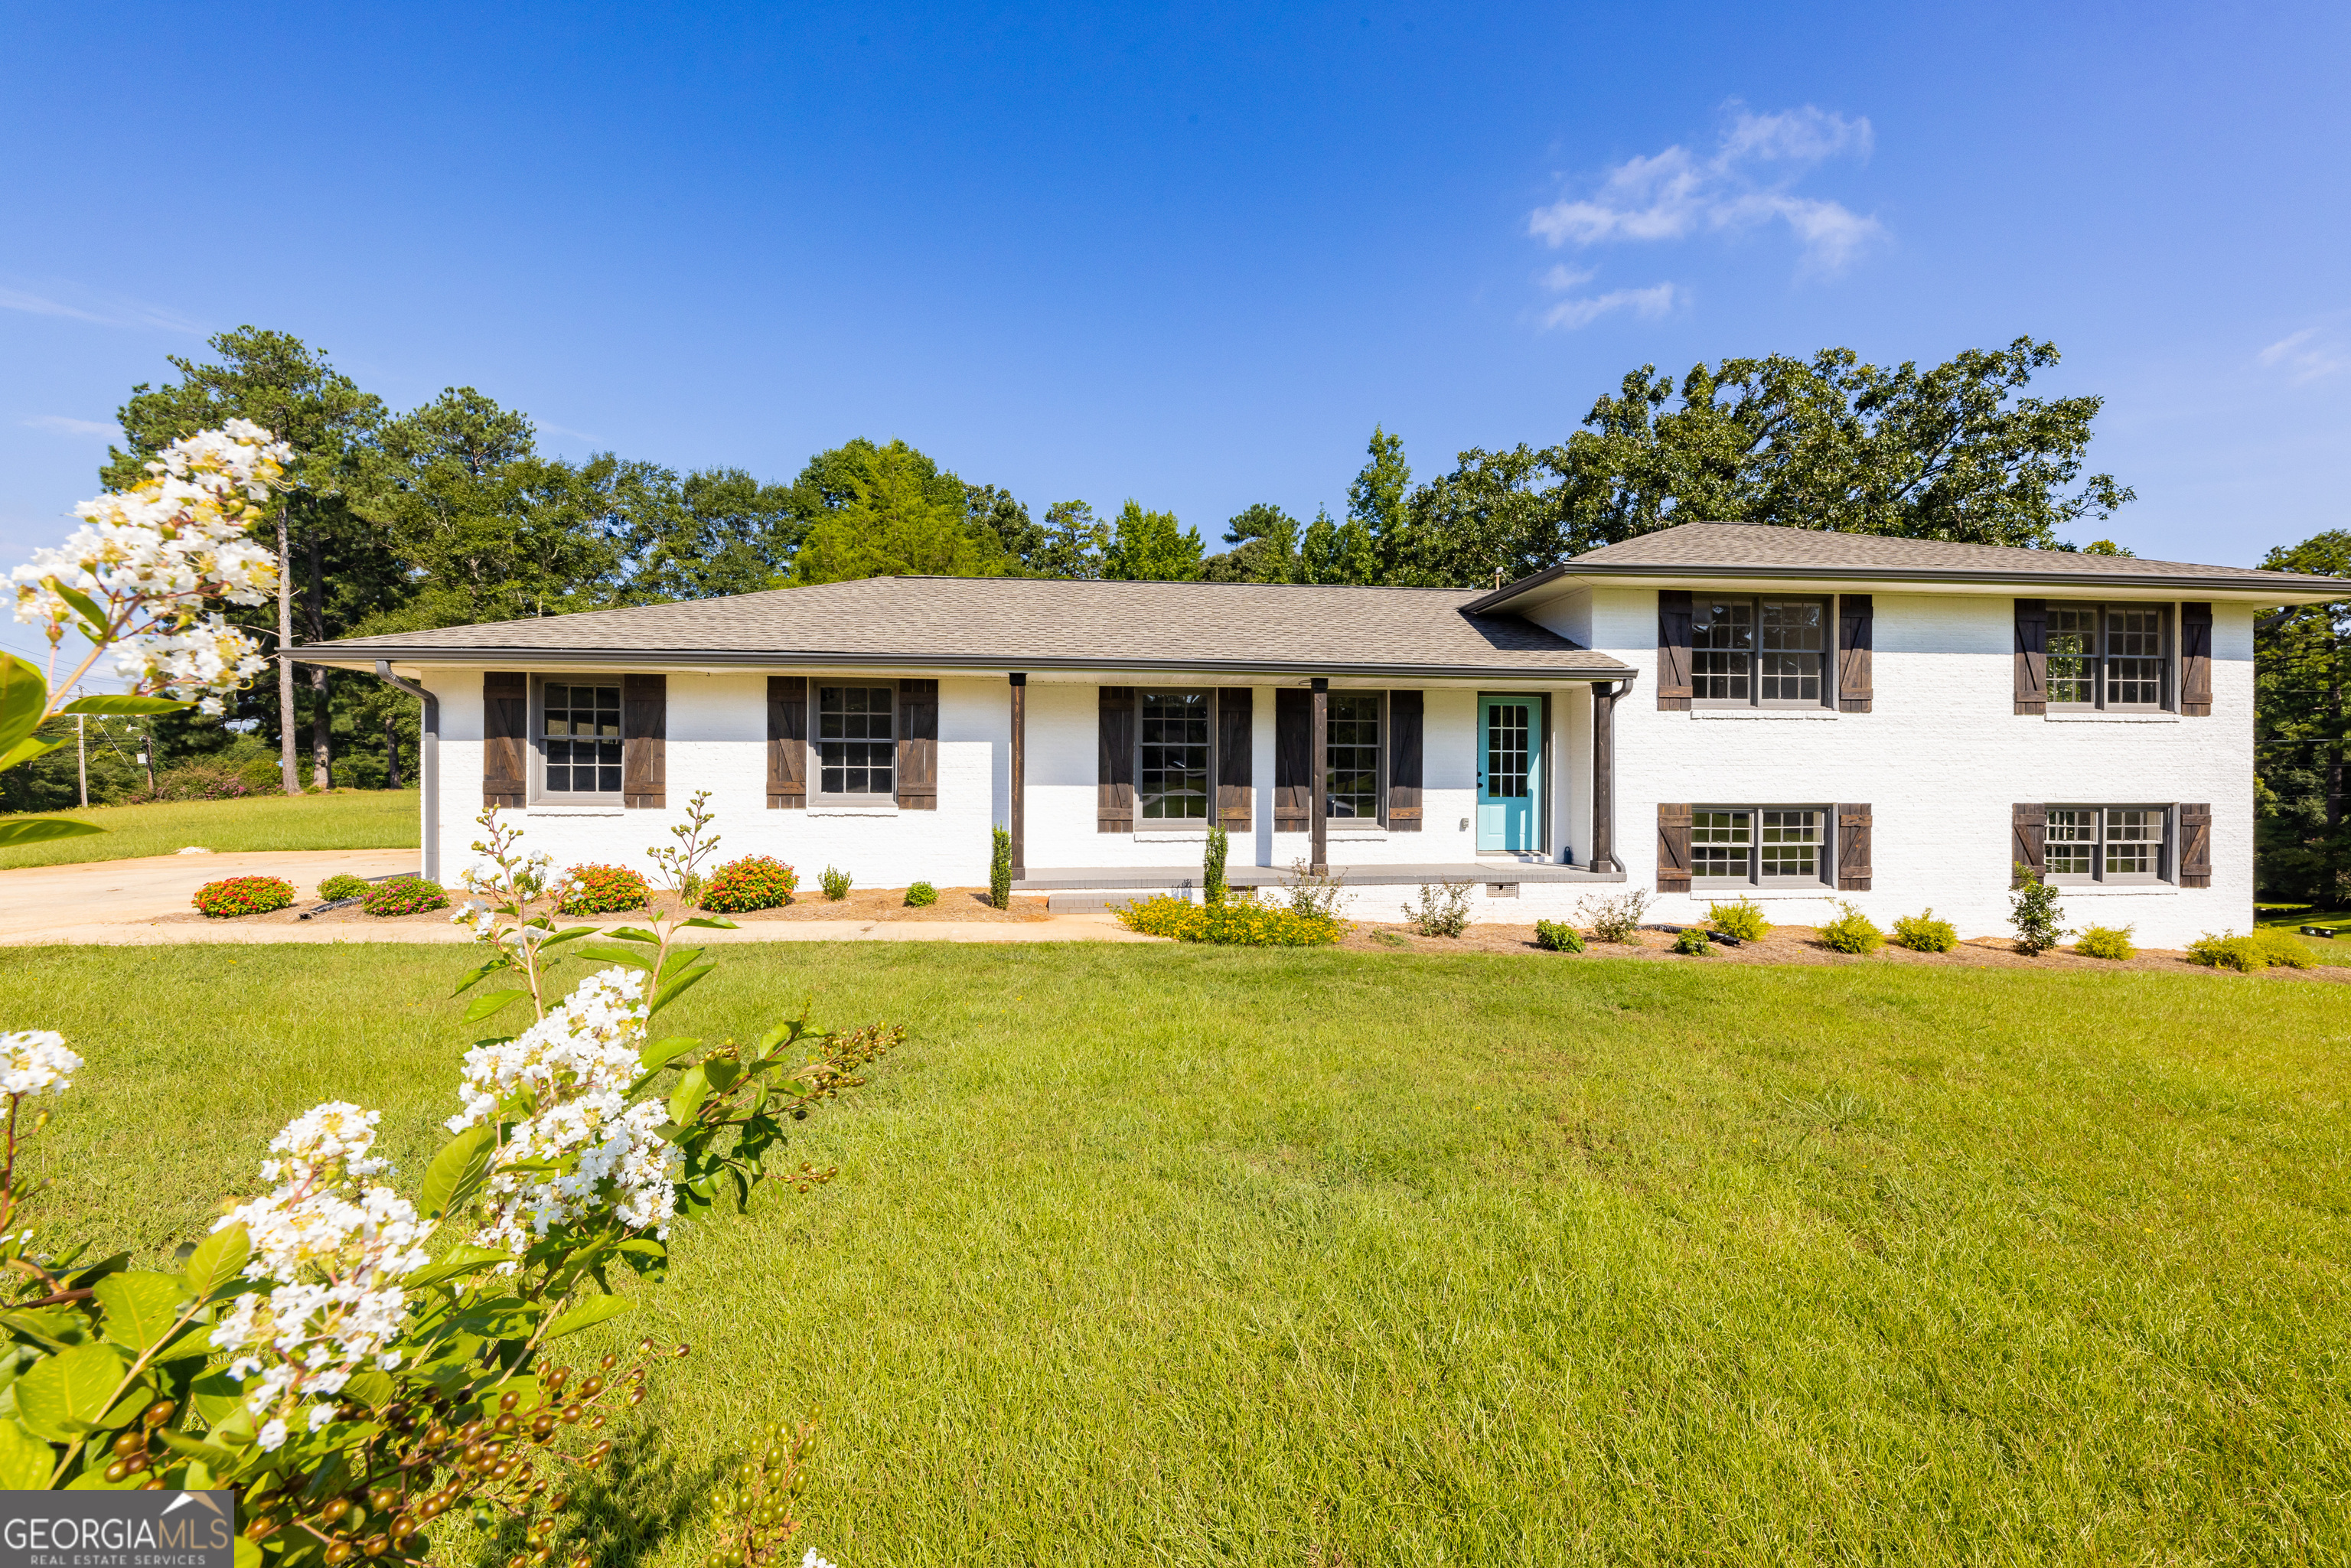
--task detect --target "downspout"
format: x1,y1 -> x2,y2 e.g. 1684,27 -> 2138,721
374,661 -> 439,883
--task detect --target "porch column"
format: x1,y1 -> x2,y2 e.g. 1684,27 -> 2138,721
1590,675 -> 1631,872
1008,673 -> 1026,880
1310,676 -> 1329,875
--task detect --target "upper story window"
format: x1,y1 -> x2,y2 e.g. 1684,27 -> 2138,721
1693,596 -> 1829,708
1139,690 -> 1211,820
1326,693 -> 1383,819
1691,806 -> 1829,886
2047,605 -> 2170,711
2045,806 -> 2167,884
541,682 -> 622,796
817,684 -> 895,798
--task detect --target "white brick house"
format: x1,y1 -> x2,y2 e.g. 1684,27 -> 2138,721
299,523 -> 2343,946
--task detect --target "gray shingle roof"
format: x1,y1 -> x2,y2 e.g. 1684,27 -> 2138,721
1469,521 -> 2347,611
299,575 -> 1630,680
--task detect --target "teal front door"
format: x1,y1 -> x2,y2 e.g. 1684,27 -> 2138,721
1476,696 -> 1539,852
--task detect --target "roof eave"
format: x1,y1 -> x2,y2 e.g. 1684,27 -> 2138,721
1471,562 -> 2349,612
292,647 -> 1632,681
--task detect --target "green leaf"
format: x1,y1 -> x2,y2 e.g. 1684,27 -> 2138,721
404,1244 -> 514,1290
0,1416 -> 53,1488
602,926 -> 663,944
543,1295 -> 634,1339
0,735 -> 65,771
58,694 -> 186,716
14,1341 -> 127,1440
419,1123 -> 497,1221
0,817 -> 103,848
93,1272 -> 194,1353
704,1056 -> 742,1094
155,1427 -> 241,1474
0,1307 -> 91,1349
649,961 -> 715,1017
657,947 -> 706,976
450,957 -> 514,996
461,988 -> 532,1024
638,1036 -> 701,1073
49,581 -> 111,642
682,915 -> 739,929
181,1224 -> 250,1299
666,1064 -> 711,1126
0,654 -> 47,760
540,924 -> 599,946
190,1371 -> 246,1427
233,1534 -> 260,1568
576,944 -> 653,971
339,1368 -> 395,1409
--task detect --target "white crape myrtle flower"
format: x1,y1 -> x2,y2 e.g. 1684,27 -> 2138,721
448,967 -> 683,1261
802,1551 -> 840,1568
0,1031 -> 81,1097
210,1100 -> 434,1436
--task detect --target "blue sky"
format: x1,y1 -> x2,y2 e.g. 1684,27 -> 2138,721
5,0 -> 2347,672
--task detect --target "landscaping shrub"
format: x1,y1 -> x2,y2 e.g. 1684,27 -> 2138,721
990,825 -> 1012,910
1706,897 -> 1770,943
1891,908 -> 1959,953
905,881 -> 939,907
1402,879 -> 1474,937
820,865 -> 853,901
1283,859 -> 1349,918
191,875 -> 294,918
126,759 -> 253,803
1817,901 -> 1885,954
554,862 -> 651,916
1576,889 -> 1648,943
1204,823 -> 1230,907
2189,929 -> 2314,973
316,872 -> 371,901
361,875 -> 447,915
2074,924 -> 2136,961
1116,895 -> 1342,946
701,854 -> 798,912
1534,918 -> 1585,952
2010,862 -> 2068,955
1671,927 -> 1714,957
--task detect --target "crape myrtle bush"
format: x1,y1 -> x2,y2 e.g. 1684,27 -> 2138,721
361,875 -> 448,917
553,863 -> 651,917
1117,895 -> 1342,946
192,875 -> 295,918
699,856 -> 797,914
316,874 -> 372,901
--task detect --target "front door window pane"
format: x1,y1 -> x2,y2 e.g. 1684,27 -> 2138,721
1693,600 -> 1753,701
2046,809 -> 2095,876
1485,703 -> 1530,798
1759,809 -> 1821,880
543,683 -> 621,794
1139,692 -> 1210,820
1758,601 -> 1824,703
1691,810 -> 1752,879
2104,809 -> 2157,876
1326,694 -> 1381,819
2048,608 -> 2096,705
2105,610 -> 2164,706
817,686 -> 894,796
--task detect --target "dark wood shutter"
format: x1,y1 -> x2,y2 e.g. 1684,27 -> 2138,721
896,678 -> 937,810
2180,602 -> 2213,716
1837,595 -> 1873,713
1215,688 -> 1253,832
1836,804 -> 1872,891
2179,803 -> 2212,888
2014,599 -> 2047,714
621,673 -> 666,808
766,676 -> 806,809
1657,802 -> 1692,892
483,672 -> 528,808
1658,590 -> 1694,710
1387,689 -> 1423,831
1273,687 -> 1311,833
1097,686 -> 1135,833
2012,803 -> 2046,878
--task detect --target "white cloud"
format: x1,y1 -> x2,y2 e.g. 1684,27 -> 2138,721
1528,102 -> 1883,275
21,416 -> 118,438
1541,282 -> 1679,331
0,282 -> 199,334
2258,327 -> 2346,383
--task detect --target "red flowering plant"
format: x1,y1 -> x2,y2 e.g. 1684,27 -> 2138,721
192,875 -> 295,918
700,856 -> 798,914
360,876 -> 448,917
550,864 -> 649,918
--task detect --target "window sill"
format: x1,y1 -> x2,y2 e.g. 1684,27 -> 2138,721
1135,830 -> 1211,843
1688,709 -> 1839,720
1691,885 -> 1834,901
810,802 -> 899,817
2046,882 -> 2178,895
527,804 -> 626,817
2043,713 -> 2180,723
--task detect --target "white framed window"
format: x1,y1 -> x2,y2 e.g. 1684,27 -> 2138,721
816,683 -> 895,800
1691,806 -> 1829,887
2045,805 -> 2169,885
1138,690 -> 1211,821
1326,692 -> 1384,820
537,680 -> 623,799
2047,605 -> 2171,712
1693,596 -> 1829,708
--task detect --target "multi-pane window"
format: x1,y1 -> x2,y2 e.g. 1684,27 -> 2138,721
543,683 -> 621,794
1486,702 -> 1531,799
1139,691 -> 1211,820
2046,605 -> 2170,710
1326,693 -> 1382,820
2044,806 -> 2167,883
1690,807 -> 1827,885
1693,597 -> 1828,706
817,685 -> 894,797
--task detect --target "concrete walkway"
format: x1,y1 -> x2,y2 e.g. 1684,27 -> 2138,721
0,851 -> 1156,947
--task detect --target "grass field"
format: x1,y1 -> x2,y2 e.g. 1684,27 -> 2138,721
3,944 -> 2347,1563
0,789 -> 419,868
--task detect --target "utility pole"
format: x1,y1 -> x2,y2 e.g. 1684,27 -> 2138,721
75,712 -> 87,808
277,498 -> 298,794
141,722 -> 156,794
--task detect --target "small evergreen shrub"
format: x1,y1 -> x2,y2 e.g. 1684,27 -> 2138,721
2009,862 -> 2068,956
554,862 -> 651,916
820,865 -> 853,901
1576,889 -> 1648,944
905,881 -> 938,908
2073,924 -> 2136,961
191,875 -> 294,918
2189,929 -> 2314,972
1116,895 -> 1341,946
1402,880 -> 1474,937
1817,901 -> 1884,955
1705,897 -> 1770,943
362,875 -> 448,916
1670,927 -> 1714,957
1204,824 -> 1230,908
699,855 -> 797,913
1890,908 -> 1959,953
316,873 -> 372,901
990,825 -> 1012,910
1534,919 -> 1585,953
2252,928 -> 2317,969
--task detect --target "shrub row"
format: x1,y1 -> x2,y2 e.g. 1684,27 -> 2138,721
191,875 -> 295,918
2187,928 -> 2314,973
1117,895 -> 1342,946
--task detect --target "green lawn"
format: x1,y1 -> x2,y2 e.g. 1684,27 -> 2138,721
0,789 -> 419,868
3,944 -> 2347,1563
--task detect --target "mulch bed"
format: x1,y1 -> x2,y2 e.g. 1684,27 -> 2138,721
157,885 -> 1054,928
